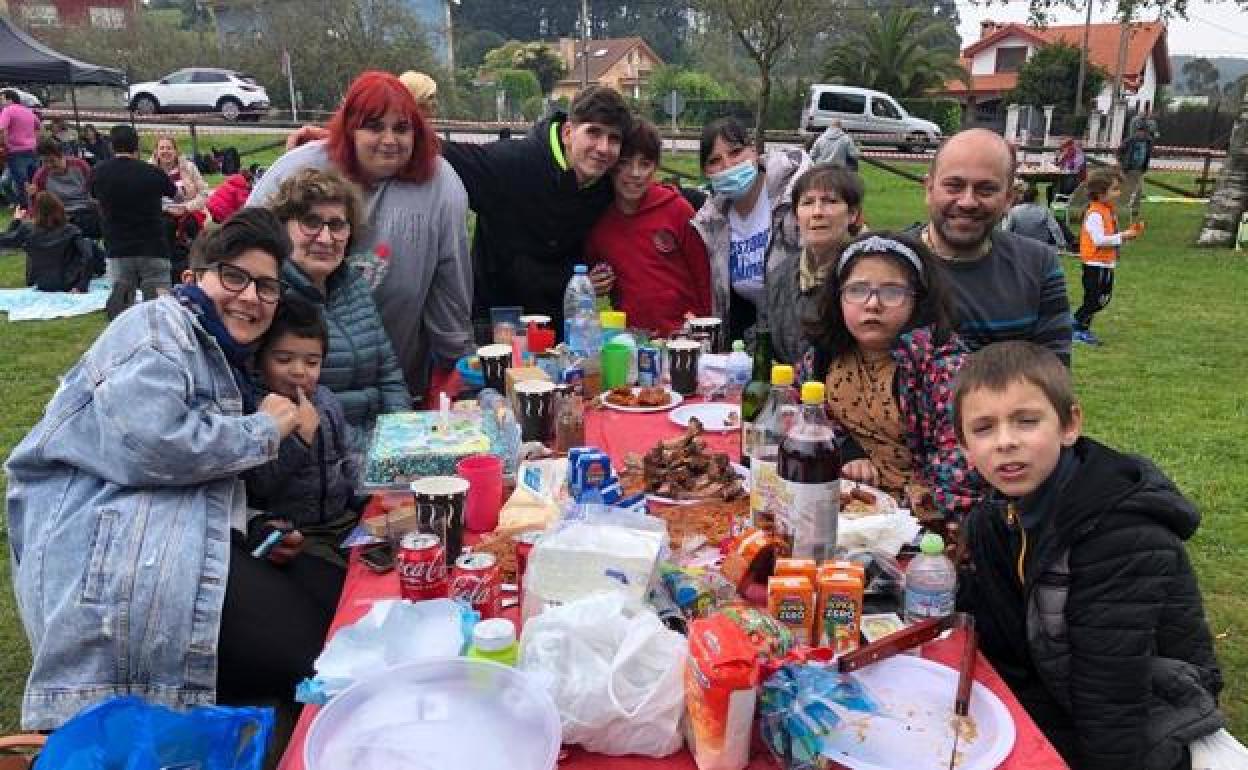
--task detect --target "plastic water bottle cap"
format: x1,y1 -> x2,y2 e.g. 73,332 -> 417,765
573,264 -> 588,274
800,381 -> 825,404
771,364 -> 795,386
601,310 -> 627,328
472,618 -> 517,652
919,532 -> 945,555
732,340 -> 745,352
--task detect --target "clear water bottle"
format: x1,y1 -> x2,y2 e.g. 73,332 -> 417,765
563,264 -> 596,342
725,339 -> 752,403
903,532 -> 957,624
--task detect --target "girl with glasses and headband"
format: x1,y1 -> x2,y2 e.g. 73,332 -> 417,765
5,208 -> 347,733
267,167 -> 409,448
800,232 -> 985,519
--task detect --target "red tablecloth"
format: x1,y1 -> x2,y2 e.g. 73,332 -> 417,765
278,406 -> 1069,770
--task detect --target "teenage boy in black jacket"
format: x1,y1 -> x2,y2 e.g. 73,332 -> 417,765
953,341 -> 1234,770
441,86 -> 632,331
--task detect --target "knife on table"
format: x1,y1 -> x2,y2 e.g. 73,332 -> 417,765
948,615 -> 979,770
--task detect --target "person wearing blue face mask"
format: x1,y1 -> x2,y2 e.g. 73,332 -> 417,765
691,118 -> 813,359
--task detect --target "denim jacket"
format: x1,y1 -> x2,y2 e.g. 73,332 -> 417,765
4,295 -> 280,729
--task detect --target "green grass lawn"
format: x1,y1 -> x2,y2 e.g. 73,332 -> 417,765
0,162 -> 1244,739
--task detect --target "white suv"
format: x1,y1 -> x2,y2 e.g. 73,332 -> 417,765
129,68 -> 270,121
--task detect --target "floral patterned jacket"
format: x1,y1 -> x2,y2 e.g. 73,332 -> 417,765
799,326 -> 984,519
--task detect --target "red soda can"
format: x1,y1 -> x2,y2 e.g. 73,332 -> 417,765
450,552 -> 501,618
398,533 -> 448,600
512,531 -> 543,592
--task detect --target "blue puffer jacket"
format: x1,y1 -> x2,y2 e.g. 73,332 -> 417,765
4,295 -> 280,729
282,260 -> 410,448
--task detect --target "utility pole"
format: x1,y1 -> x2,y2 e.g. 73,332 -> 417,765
1073,0 -> 1093,116
580,0 -> 591,89
1112,5 -> 1134,105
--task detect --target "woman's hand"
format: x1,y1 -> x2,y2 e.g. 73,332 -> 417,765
286,125 -> 330,150
841,458 -> 880,487
259,393 -> 299,438
294,388 -> 320,445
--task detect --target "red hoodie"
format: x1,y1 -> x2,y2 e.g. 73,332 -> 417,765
206,173 -> 252,224
585,183 -> 711,336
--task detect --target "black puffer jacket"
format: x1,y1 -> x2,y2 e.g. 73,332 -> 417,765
4,222 -> 93,292
442,113 -> 614,329
960,438 -> 1223,770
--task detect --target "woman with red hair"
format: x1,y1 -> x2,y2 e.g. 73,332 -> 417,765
250,70 -> 473,402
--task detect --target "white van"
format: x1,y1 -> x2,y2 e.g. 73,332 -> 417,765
802,85 -> 942,152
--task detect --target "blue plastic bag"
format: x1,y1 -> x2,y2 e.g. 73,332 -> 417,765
38,696 -> 274,770
759,663 -> 881,769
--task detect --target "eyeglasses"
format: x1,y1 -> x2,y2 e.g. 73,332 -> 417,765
296,213 -> 351,239
840,281 -> 915,308
206,262 -> 285,304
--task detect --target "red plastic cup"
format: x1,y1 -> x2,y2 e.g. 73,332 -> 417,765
457,453 -> 504,534
528,322 -> 555,354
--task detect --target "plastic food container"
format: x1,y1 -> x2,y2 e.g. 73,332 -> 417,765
304,657 -> 562,770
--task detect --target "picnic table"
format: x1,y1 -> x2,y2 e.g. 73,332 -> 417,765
278,403 -> 1070,770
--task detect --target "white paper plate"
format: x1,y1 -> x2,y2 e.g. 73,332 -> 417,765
668,402 -> 741,432
820,654 -> 1016,770
598,388 -> 684,413
841,480 -> 900,516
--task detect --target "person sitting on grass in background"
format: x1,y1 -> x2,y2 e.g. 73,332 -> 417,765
953,340 -> 1240,770
207,163 -> 261,225
799,233 -> 983,519
244,295 -> 365,570
1002,183 -> 1070,252
0,191 -> 93,293
1074,169 -> 1139,347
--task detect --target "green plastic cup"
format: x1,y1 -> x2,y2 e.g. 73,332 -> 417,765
601,342 -> 633,389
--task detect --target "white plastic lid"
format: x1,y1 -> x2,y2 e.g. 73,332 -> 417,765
472,618 -> 517,652
919,532 -> 945,555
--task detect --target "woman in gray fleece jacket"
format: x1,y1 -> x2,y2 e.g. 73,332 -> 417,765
249,71 -> 475,402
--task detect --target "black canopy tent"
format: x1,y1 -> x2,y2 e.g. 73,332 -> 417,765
0,14 -> 126,135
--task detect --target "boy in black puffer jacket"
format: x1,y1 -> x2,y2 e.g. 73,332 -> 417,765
244,296 -> 365,570
952,341 -> 1238,770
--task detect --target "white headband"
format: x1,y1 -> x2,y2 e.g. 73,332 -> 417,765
836,236 -> 926,287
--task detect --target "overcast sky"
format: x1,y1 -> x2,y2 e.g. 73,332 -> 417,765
955,0 -> 1248,56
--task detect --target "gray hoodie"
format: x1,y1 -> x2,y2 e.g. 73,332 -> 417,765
691,147 -> 813,345
810,125 -> 858,168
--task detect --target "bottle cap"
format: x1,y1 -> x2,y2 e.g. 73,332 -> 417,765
732,340 -> 745,352
800,381 -> 825,404
472,617 -> 517,652
600,310 -> 627,328
771,364 -> 795,386
919,532 -> 945,555
573,264 -> 588,274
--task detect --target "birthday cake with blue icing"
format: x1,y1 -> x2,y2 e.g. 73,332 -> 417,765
364,410 -> 499,488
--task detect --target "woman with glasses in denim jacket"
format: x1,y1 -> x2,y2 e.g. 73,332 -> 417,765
4,209 -> 348,731
798,232 -> 985,520
266,167 -> 409,449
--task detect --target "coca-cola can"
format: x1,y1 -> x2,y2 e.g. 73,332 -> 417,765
398,533 -> 448,601
450,551 -> 501,619
512,531 -> 543,591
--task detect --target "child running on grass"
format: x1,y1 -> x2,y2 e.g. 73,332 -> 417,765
953,341 -> 1245,770
1073,169 -> 1140,346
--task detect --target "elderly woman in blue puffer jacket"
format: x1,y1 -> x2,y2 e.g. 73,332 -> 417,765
266,167 -> 409,449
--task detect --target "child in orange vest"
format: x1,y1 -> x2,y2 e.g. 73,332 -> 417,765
1074,170 -> 1140,346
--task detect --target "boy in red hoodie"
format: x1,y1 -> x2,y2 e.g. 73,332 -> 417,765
206,165 -> 260,225
585,118 -> 711,336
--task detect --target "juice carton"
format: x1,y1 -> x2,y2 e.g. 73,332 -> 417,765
773,557 -> 817,585
767,576 -> 815,646
815,570 -> 864,654
818,559 -> 866,584
685,614 -> 760,770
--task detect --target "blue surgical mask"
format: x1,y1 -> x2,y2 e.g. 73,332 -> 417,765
709,160 -> 759,200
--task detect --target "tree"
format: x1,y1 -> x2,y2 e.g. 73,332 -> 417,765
481,41 -> 567,95
693,0 -> 828,147
494,69 -> 542,119
457,29 -> 505,70
647,66 -> 736,103
1007,42 -> 1107,112
1183,57 -> 1221,98
822,8 -> 968,99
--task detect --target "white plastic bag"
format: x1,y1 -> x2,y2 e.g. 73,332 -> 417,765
519,593 -> 688,757
1190,729 -> 1248,770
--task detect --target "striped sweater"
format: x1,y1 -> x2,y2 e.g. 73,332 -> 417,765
939,230 -> 1072,367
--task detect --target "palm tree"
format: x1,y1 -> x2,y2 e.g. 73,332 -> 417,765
823,8 -> 969,98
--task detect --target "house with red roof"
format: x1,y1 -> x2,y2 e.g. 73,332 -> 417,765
939,20 -> 1171,125
551,37 -> 664,101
